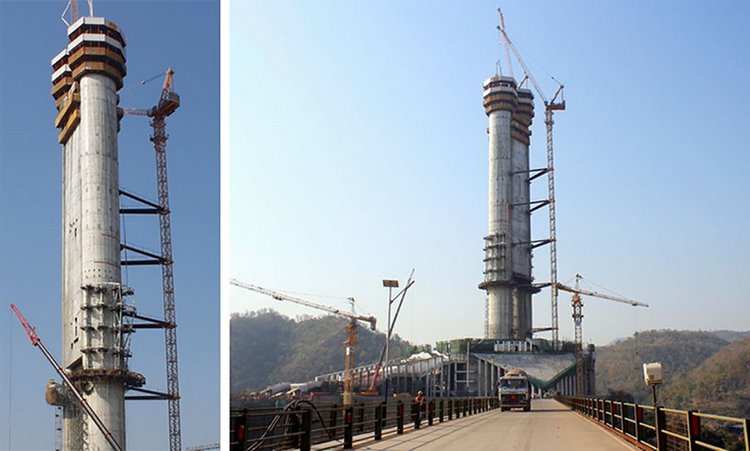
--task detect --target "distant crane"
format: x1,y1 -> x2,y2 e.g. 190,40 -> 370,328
230,279 -> 377,407
555,274 -> 649,395
497,7 -> 566,350
121,67 -> 182,451
10,304 -> 122,451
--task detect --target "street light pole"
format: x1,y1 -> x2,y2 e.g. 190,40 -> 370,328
382,279 -> 399,402
386,286 -> 391,400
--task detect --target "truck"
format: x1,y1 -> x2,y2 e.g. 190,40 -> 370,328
498,369 -> 531,411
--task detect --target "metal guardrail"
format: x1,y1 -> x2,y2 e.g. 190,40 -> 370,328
560,396 -> 750,451
230,397 -> 500,450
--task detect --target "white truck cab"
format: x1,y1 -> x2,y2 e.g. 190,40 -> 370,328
498,370 -> 531,411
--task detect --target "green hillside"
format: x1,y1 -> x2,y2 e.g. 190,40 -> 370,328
661,337 -> 750,418
230,310 -> 413,393
596,330 -> 729,404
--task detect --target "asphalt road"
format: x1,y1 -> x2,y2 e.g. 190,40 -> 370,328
353,399 -> 637,451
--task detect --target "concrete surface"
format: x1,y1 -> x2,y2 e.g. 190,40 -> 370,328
353,399 -> 636,450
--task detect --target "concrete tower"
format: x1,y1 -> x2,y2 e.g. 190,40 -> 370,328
479,75 -> 536,340
51,16 -> 143,450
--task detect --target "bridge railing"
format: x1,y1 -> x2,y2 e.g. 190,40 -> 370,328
230,397 -> 499,450
559,396 -> 749,451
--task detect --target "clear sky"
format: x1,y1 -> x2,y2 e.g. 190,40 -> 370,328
0,1 -> 219,450
229,1 -> 749,350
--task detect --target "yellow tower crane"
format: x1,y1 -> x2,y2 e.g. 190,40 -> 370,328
230,279 -> 377,407
555,274 -> 649,396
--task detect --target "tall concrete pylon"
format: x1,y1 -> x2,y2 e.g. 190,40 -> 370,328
51,16 -> 144,450
479,75 -> 537,340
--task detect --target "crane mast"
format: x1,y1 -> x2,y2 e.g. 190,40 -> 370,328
555,274 -> 648,395
120,67 -> 182,451
230,279 -> 376,406
151,67 -> 182,451
497,7 -> 566,350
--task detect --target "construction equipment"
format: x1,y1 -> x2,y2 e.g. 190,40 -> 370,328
555,274 -> 649,395
10,304 -> 122,451
497,7 -> 566,350
150,67 -> 181,451
61,0 -> 91,27
121,67 -> 182,451
230,279 -> 376,407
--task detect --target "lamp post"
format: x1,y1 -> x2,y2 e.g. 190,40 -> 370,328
382,279 -> 399,401
643,362 -> 664,449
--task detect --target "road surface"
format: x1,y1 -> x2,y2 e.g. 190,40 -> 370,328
353,399 -> 636,450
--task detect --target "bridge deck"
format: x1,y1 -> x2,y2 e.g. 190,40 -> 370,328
327,399 -> 636,450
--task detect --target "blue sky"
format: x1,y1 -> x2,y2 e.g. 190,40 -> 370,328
0,1 -> 219,449
1,0 -> 748,447
229,1 -> 749,349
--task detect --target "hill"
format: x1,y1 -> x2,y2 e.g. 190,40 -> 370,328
596,330 -> 729,404
661,337 -> 750,418
709,330 -> 750,343
230,309 -> 413,393
605,330 -> 750,347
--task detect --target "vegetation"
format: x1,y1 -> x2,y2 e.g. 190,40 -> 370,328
604,389 -> 635,403
596,330 -> 750,419
231,318 -> 750,419
596,330 -> 729,405
710,330 -> 750,343
661,336 -> 750,418
230,309 -> 413,393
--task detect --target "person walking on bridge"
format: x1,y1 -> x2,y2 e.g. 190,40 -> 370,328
415,390 -> 425,406
415,390 -> 425,420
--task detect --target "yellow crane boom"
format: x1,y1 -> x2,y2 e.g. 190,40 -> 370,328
556,281 -> 649,308
230,278 -> 376,406
229,279 -> 376,330
556,274 -> 648,395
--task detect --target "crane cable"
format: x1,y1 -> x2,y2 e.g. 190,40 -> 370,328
577,276 -> 630,301
271,288 -> 360,303
258,288 -> 374,319
118,72 -> 165,93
